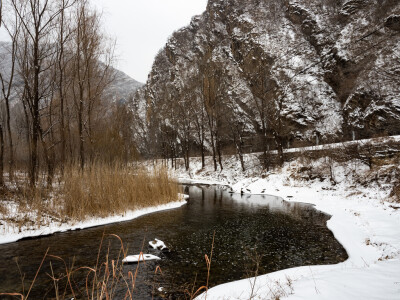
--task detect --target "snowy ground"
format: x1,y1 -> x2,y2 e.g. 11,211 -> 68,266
0,195 -> 188,245
164,154 -> 400,299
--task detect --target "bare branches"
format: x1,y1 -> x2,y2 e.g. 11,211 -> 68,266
0,0 -> 117,188
0,0 -> 2,27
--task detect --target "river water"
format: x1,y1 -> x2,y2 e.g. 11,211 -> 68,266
0,185 -> 347,299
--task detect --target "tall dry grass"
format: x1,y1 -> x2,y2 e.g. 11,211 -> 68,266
61,163 -> 181,221
0,163 -> 181,228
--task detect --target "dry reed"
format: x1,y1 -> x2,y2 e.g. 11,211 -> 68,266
2,234 -> 137,300
0,163 -> 181,228
61,163 -> 181,221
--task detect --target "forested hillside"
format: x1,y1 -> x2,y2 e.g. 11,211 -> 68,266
132,0 -> 400,169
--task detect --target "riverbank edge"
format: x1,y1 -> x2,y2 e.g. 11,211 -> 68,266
0,195 -> 188,245
181,175 -> 400,299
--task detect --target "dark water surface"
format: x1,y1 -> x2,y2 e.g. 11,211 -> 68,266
0,185 -> 347,299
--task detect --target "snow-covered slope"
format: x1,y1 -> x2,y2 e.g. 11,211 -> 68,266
106,67 -> 143,103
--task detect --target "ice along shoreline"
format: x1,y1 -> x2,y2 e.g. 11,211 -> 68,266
0,196 -> 188,245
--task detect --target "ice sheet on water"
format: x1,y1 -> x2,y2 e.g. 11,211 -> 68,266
122,254 -> 161,263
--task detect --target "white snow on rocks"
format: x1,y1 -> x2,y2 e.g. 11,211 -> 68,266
149,238 -> 168,251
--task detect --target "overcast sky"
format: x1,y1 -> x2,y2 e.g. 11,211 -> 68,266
0,0 -> 208,83
95,0 -> 208,82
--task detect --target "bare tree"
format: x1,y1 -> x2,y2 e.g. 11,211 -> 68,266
0,0 -> 2,27
190,83 -> 207,169
12,0 -> 58,186
203,73 -> 219,171
10,0 -> 79,187
0,6 -> 20,181
71,0 -> 114,170
0,122 -> 4,186
56,0 -> 73,174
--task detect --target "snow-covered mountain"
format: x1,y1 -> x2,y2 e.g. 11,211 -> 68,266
0,41 -> 143,104
106,67 -> 143,103
133,0 -> 400,155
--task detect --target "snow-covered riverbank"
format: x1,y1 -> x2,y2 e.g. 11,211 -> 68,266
171,156 -> 400,299
0,195 -> 188,245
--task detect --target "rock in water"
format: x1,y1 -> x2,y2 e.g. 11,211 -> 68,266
149,238 -> 168,251
385,15 -> 400,32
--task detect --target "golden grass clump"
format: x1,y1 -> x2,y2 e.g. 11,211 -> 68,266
62,164 -> 181,221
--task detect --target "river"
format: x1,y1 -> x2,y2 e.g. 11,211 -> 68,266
0,185 -> 347,299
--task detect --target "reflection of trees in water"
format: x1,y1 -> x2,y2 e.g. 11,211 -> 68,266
187,184 -> 331,228
199,185 -> 331,226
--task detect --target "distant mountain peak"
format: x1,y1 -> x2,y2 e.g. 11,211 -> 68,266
107,67 -> 143,103
0,41 -> 143,104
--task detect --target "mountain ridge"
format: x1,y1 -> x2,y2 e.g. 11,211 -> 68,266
0,41 -> 143,104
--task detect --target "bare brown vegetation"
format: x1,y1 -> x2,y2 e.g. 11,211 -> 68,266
0,164 -> 181,229
62,164 -> 181,221
0,0 -> 135,191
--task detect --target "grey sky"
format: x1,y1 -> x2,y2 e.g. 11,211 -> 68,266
96,0 -> 208,82
0,0 -> 208,83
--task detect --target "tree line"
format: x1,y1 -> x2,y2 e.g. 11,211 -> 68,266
0,0 -> 135,188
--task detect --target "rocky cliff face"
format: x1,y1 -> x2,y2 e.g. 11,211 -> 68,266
134,0 -> 400,157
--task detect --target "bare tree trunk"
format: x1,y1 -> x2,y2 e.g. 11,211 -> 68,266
170,144 -> 174,168
78,96 -> 85,170
200,123 -> 205,169
208,116 -> 217,171
0,0 -> 2,27
273,131 -> 284,166
43,92 -> 57,187
233,129 -> 245,172
262,131 -> 272,172
30,110 -> 39,187
216,136 -> 223,171
183,152 -> 187,171
66,99 -> 73,162
174,150 -> 177,170
76,3 -> 85,171
21,94 -> 31,175
185,142 -> 190,171
195,120 -> 205,169
29,30 -> 41,187
215,119 -> 223,171
39,130 -> 54,188
5,99 -> 13,181
58,0 -> 66,174
0,124 -> 4,187
201,140 -> 205,169
0,19 -> 19,182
